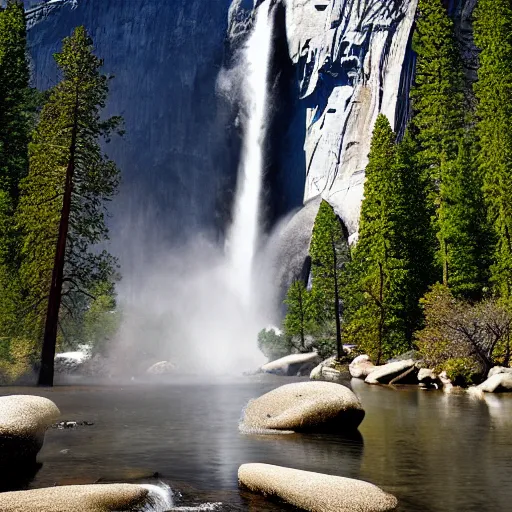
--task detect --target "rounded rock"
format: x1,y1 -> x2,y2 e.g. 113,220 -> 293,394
238,463 -> 398,512
241,381 -> 364,432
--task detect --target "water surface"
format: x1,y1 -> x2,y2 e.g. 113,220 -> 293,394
2,376 -> 511,511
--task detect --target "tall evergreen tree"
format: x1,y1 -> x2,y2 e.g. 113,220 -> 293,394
474,0 -> 512,300
309,199 -> 349,360
439,132 -> 490,300
283,280 -> 314,350
412,0 -> 466,284
345,116 -> 431,363
16,27 -> 122,386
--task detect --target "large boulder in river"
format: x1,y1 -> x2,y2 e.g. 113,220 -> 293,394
488,366 -> 512,379
349,355 -> 378,379
476,373 -> 512,393
261,352 -> 322,376
238,463 -> 398,512
241,381 -> 364,432
0,484 -> 153,512
365,360 -> 417,385
0,395 -> 60,468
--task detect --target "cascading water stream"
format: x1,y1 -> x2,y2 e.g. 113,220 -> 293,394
226,0 -> 273,304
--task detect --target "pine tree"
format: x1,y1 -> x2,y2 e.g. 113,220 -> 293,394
344,116 -> 431,363
412,0 -> 466,284
439,132 -> 490,300
474,0 -> 512,300
309,199 -> 349,360
283,280 -> 314,350
16,27 -> 122,386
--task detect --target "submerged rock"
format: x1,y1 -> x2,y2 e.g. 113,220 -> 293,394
476,373 -> 512,393
241,381 -> 364,432
349,355 -> 378,379
365,360 -> 417,385
238,463 -> 398,512
261,352 -> 321,376
0,484 -> 150,512
0,395 -> 60,468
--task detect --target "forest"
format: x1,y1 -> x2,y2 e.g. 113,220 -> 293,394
271,0 -> 512,386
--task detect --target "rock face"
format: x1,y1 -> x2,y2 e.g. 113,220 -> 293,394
0,395 -> 60,467
365,360 -> 417,385
241,381 -> 364,432
261,352 -> 322,376
238,463 -> 398,512
477,373 -> 512,393
0,484 -> 150,512
349,355 -> 378,379
26,0 -> 240,257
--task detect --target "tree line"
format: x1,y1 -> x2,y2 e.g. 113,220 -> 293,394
0,1 -> 121,386
280,0 -> 512,383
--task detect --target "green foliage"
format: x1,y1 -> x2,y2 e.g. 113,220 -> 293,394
416,284 -> 512,375
0,0 -> 30,202
443,357 -> 480,387
257,328 -> 292,361
13,27 -> 122,372
412,0 -> 467,284
344,116 -> 430,363
283,280 -> 315,350
439,133 -> 491,299
474,0 -> 512,299
309,199 -> 349,359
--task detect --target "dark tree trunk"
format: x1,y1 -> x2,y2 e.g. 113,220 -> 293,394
38,90 -> 78,387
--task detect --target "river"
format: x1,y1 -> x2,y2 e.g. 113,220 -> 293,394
1,375 -> 511,511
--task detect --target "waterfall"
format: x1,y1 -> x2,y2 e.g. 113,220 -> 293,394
226,0 -> 273,304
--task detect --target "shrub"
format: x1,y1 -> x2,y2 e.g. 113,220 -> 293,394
443,357 -> 481,387
257,328 -> 292,361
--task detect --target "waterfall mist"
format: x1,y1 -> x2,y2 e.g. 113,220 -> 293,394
107,1 -> 279,378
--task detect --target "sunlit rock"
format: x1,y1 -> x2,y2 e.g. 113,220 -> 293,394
476,373 -> 512,393
417,368 -> 440,389
0,395 -> 60,468
238,463 -> 398,512
349,355 -> 378,379
310,357 -> 350,383
365,360 -> 417,385
0,484 -> 153,512
241,381 -> 364,432
261,352 -> 321,376
488,366 -> 512,379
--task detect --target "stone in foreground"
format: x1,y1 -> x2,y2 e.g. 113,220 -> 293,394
0,395 -> 60,467
365,360 -> 417,385
261,352 -> 321,376
349,355 -> 378,379
238,463 -> 397,512
241,381 -> 364,432
476,373 -> 512,393
0,484 -> 150,512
